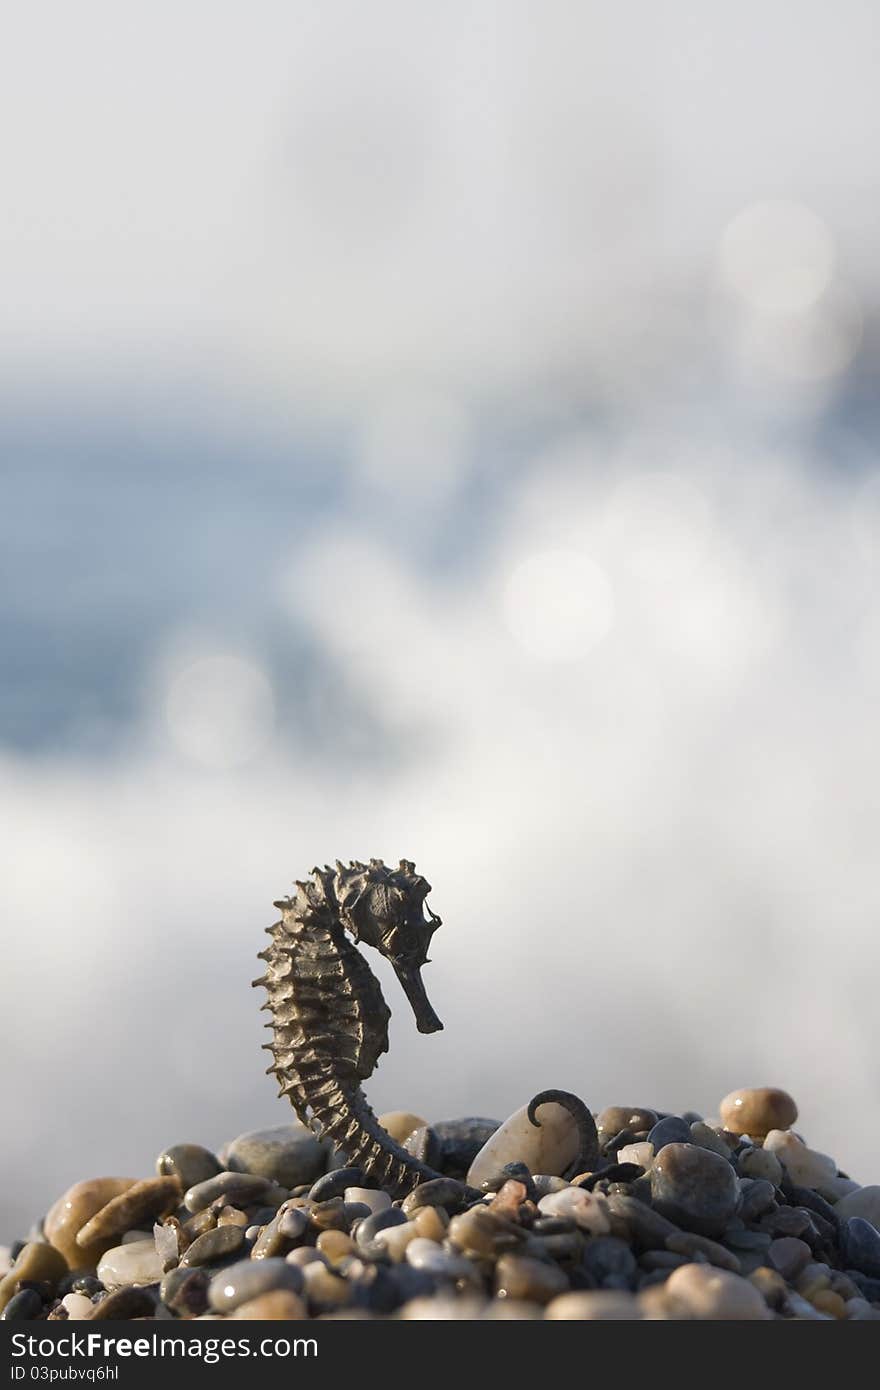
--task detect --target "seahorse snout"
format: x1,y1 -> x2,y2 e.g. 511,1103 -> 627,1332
393,958 -> 444,1033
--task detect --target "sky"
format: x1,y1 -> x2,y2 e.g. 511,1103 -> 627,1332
2,1 -> 879,1238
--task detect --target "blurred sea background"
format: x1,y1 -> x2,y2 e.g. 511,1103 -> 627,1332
2,1 -> 880,1238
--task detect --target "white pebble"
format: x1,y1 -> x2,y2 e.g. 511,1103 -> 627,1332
371,1222 -> 417,1261
467,1100 -> 581,1188
617,1142 -> 654,1171
61,1293 -> 94,1320
405,1238 -> 475,1279
537,1186 -> 611,1234
97,1239 -> 163,1290
763,1131 -> 837,1188
344,1187 -> 391,1214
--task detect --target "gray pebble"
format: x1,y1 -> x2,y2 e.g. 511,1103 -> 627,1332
841,1218 -> 880,1278
402,1178 -> 466,1214
738,1178 -> 777,1221
582,1235 -> 637,1283
156,1144 -> 221,1191
356,1207 -> 409,1251
208,1257 -> 303,1314
159,1266 -> 210,1317
226,1125 -> 328,1188
183,1172 -> 276,1214
180,1223 -> 245,1267
650,1143 -> 739,1237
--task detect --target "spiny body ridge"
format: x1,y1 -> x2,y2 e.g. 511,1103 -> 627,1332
254,858 -> 444,1197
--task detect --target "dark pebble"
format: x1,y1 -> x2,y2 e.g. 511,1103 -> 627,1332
159,1266 -> 211,1318
309,1168 -> 366,1203
577,1163 -> 643,1191
582,1236 -> 637,1284
646,1116 -> 692,1152
639,1250 -> 691,1271
532,1217 -> 576,1236
179,1223 -> 245,1267
840,1217 -> 880,1278
846,1270 -> 880,1301
606,1194 -> 680,1250
1,1289 -> 44,1321
88,1287 -> 156,1321
786,1185 -> 840,1229
475,1162 -> 536,1201
157,1144 -> 222,1191
738,1179 -> 777,1221
430,1118 -> 500,1177
650,1143 -> 739,1237
401,1177 -> 467,1214
355,1208 -> 409,1249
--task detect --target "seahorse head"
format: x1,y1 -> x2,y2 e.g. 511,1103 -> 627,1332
334,857 -> 444,1035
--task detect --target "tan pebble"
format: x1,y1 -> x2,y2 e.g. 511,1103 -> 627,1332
811,1289 -> 846,1318
372,1222 -> 417,1261
494,1253 -> 568,1304
44,1178 -> 137,1272
397,1295 -> 487,1320
447,1207 -> 524,1257
748,1266 -> 788,1310
546,1290 -> 642,1320
377,1111 -> 428,1144
595,1107 -> 657,1138
488,1180 -> 528,1220
76,1177 -> 181,1249
303,1264 -> 351,1307
737,1147 -> 783,1185
231,1290 -> 307,1320
413,1206 -> 448,1241
0,1242 -> 68,1313
316,1231 -> 355,1263
720,1088 -> 798,1138
61,1293 -> 95,1320
663,1263 -> 771,1319
638,1285 -> 675,1320
216,1206 -> 249,1227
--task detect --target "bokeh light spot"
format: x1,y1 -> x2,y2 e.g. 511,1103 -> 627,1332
502,549 -> 614,662
164,653 -> 275,769
719,200 -> 835,315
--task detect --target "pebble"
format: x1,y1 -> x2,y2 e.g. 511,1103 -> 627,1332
536,1187 -> 611,1235
430,1118 -> 500,1175
1,1288 -> 44,1321
251,1206 -> 308,1260
153,1221 -> 180,1272
596,1108 -> 657,1140
97,1239 -> 163,1290
665,1231 -> 741,1272
0,1241 -> 68,1314
371,1222 -> 418,1262
230,1291 -> 307,1319
61,1293 -> 95,1320
405,1239 -> 474,1280
355,1208 -> 408,1251
749,1266 -> 788,1310
184,1172 -> 278,1214
650,1143 -> 740,1237
447,1208 -> 524,1258
646,1116 -> 692,1152
767,1236 -> 812,1280
738,1178 -> 777,1221
401,1178 -> 466,1214
412,1207 -> 448,1242
466,1100 -> 582,1189
494,1253 -> 568,1303
160,1266 -> 211,1318
75,1177 -> 181,1249
208,1257 -> 303,1313
377,1111 -> 428,1144
616,1142 -> 654,1171
545,1290 -> 642,1319
179,1224 -> 245,1267
315,1231 -> 355,1263
763,1131 -> 837,1188
689,1122 -> 733,1158
302,1263 -> 352,1309
720,1087 -> 798,1138
309,1169 -> 364,1203
87,1286 -> 156,1320
840,1217 -> 880,1278
737,1147 -> 783,1185
157,1144 -> 222,1190
343,1187 -> 390,1215
226,1125 -> 327,1188
583,1235 -> 637,1282
662,1263 -> 771,1319
606,1193 -> 679,1249
834,1185 -> 880,1227
44,1178 -> 136,1271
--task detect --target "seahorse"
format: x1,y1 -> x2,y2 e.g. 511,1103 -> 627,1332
254,857 -> 599,1197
